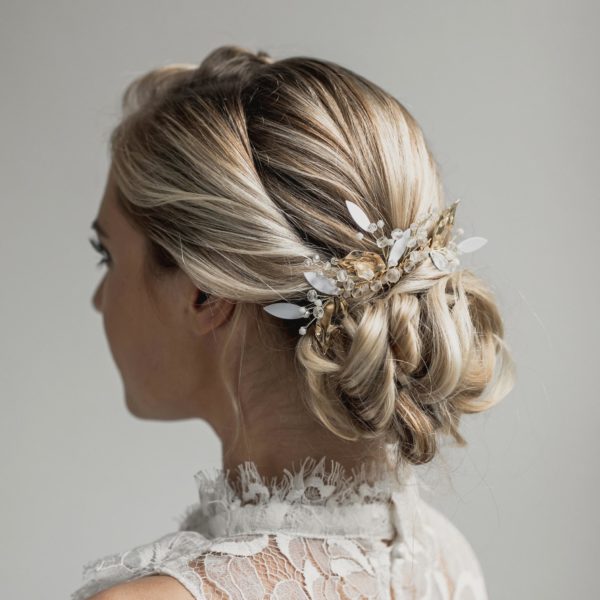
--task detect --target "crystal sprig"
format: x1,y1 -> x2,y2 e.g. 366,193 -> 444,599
263,198 -> 487,354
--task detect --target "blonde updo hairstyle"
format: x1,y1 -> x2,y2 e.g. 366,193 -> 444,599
109,45 -> 516,466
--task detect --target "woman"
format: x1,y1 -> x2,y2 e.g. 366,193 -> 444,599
74,44 -> 515,599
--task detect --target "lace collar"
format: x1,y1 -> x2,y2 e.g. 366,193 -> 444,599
70,455 -> 434,600
177,456 -> 426,547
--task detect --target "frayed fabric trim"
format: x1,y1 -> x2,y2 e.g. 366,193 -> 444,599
179,455 -> 422,530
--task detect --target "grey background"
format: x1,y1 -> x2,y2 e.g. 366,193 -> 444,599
1,1 -> 597,598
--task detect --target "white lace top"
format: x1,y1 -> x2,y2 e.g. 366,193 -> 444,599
70,456 -> 488,599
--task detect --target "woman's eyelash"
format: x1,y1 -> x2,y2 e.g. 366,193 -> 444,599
88,236 -> 111,267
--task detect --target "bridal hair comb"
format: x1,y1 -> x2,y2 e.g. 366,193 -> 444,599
264,198 -> 487,355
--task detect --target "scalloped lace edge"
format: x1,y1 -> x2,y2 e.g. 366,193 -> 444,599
178,454 -> 424,529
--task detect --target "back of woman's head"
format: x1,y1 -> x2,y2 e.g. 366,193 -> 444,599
109,44 -> 516,466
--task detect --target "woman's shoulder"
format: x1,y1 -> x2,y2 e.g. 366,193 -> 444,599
77,531 -> 381,600
83,575 -> 195,600
73,531 -> 305,600
417,498 -> 489,595
73,500 -> 489,600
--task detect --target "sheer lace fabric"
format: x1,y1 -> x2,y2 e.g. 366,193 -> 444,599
71,456 -> 488,599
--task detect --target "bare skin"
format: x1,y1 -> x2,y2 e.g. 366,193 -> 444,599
90,163 -> 387,488
89,574 -> 195,599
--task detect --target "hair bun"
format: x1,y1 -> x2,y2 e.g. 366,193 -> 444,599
195,45 -> 273,84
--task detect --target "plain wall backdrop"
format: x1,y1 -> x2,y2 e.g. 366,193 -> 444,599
1,1 -> 598,598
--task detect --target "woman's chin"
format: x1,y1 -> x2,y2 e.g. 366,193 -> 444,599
123,389 -> 181,420
123,389 -> 148,418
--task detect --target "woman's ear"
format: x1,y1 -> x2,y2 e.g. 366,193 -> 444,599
195,290 -> 210,306
189,287 -> 236,336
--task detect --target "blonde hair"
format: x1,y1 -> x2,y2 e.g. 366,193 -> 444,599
109,44 -> 516,466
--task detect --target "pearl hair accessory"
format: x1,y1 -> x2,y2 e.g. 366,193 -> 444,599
263,198 -> 487,355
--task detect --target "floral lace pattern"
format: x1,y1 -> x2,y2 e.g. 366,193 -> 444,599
71,456 -> 488,599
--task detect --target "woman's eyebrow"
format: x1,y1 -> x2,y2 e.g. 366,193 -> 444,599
91,218 -> 109,239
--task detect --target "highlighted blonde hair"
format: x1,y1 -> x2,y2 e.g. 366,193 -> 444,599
109,44 -> 516,465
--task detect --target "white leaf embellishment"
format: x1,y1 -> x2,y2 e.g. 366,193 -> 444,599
387,230 -> 411,267
345,200 -> 372,232
263,303 -> 306,319
457,236 -> 487,253
304,271 -> 340,295
429,250 -> 449,271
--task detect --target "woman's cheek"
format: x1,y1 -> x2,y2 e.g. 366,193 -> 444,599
101,278 -> 131,378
